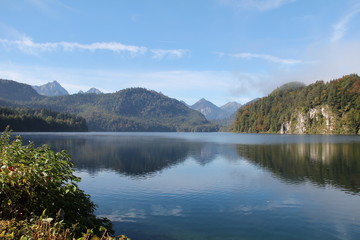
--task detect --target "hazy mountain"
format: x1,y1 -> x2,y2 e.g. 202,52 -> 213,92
79,88 -> 103,94
191,98 -> 241,121
0,79 -> 42,101
33,81 -> 69,96
86,88 -> 102,94
220,102 -> 242,115
180,100 -> 189,107
0,79 -> 218,132
191,98 -> 225,120
233,74 -> 360,134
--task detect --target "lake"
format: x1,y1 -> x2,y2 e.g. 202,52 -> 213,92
19,132 -> 360,240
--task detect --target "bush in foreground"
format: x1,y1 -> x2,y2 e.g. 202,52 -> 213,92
0,129 -> 129,239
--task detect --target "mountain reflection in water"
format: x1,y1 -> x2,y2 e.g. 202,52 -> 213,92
21,133 -> 360,194
18,133 -> 360,239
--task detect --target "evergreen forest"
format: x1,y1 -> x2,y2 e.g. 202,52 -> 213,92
232,74 -> 360,134
0,107 -> 88,132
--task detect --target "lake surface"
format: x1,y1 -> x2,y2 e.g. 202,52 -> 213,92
19,132 -> 360,240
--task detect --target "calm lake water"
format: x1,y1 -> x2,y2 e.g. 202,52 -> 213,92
19,132 -> 360,240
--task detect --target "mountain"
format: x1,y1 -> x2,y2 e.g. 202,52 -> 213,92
37,88 -> 217,131
191,98 -> 225,120
78,88 -> 103,94
233,74 -> 360,134
0,80 -> 218,132
220,102 -> 242,115
180,100 -> 189,107
85,88 -> 102,94
33,81 -> 69,96
191,98 -> 241,121
0,79 -> 42,101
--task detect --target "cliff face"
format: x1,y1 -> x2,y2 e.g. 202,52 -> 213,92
233,74 -> 360,135
280,105 -> 337,134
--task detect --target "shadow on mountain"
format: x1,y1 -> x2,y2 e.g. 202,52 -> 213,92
236,143 -> 360,194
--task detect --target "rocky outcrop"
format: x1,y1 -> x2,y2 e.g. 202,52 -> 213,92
280,105 -> 336,134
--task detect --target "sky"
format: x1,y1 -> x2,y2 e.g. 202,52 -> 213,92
0,0 -> 360,106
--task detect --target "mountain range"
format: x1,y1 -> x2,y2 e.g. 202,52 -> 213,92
190,98 -> 241,121
33,81 -> 241,122
78,88 -> 103,94
32,80 -> 240,122
2,74 -> 358,134
32,81 -> 103,96
0,79 -> 218,132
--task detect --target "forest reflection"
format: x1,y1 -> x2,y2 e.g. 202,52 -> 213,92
236,143 -> 360,193
22,134 -> 360,193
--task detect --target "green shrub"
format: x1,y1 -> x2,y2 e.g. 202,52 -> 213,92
0,128 -> 113,237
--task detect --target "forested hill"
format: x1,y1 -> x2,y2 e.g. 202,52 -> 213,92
232,74 -> 360,134
0,79 -> 43,101
30,88 -> 217,131
0,79 -> 217,132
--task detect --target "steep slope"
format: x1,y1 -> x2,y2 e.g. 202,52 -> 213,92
33,81 -> 69,96
0,79 -> 42,101
233,74 -> 360,134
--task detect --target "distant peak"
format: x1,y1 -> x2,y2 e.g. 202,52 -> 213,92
32,81 -> 69,96
86,88 -> 102,94
196,98 -> 211,104
78,88 -> 103,94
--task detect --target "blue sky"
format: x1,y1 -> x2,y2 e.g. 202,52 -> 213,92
0,0 -> 360,106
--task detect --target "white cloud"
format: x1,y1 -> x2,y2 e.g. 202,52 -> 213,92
0,36 -> 190,60
0,37 -> 147,55
296,40 -> 360,82
236,39 -> 360,98
331,4 -> 360,42
230,72 -> 274,98
229,52 -> 302,64
151,49 -> 188,59
220,0 -> 296,11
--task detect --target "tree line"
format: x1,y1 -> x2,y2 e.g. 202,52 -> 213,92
0,107 -> 88,132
